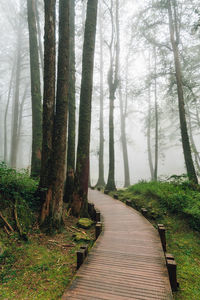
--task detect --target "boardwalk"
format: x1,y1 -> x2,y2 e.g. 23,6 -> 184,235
62,189 -> 173,300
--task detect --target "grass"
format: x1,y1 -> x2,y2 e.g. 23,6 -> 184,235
112,181 -> 200,300
0,215 -> 95,299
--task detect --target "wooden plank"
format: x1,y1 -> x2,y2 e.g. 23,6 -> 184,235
62,190 -> 173,300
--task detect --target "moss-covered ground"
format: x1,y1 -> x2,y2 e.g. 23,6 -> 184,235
0,214 -> 95,299
111,181 -> 200,300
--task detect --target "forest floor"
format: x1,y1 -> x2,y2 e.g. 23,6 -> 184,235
110,181 -> 200,300
0,213 -> 95,299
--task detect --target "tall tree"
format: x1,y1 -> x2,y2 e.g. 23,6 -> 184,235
64,0 -> 76,204
4,62 -> 15,164
10,18 -> 22,168
39,0 -> 56,202
40,0 -> 70,229
96,1 -> 105,188
105,0 -> 119,191
71,0 -> 98,217
35,0 -> 44,76
117,0 -> 130,188
153,46 -> 158,181
167,0 -> 198,184
27,0 -> 42,177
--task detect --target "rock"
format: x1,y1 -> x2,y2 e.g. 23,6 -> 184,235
78,218 -> 93,229
73,232 -> 91,242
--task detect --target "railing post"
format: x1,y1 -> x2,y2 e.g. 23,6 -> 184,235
141,207 -> 148,217
77,249 -> 85,269
95,222 -> 102,240
158,224 -> 166,252
95,210 -> 101,222
126,200 -> 132,207
166,259 -> 178,291
80,244 -> 89,257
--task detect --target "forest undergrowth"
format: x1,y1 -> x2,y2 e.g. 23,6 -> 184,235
112,178 -> 200,300
0,163 -> 95,299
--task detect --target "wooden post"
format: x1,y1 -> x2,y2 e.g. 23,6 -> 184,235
141,207 -> 148,217
165,253 -> 174,261
80,244 -> 89,257
166,259 -> 178,291
126,200 -> 132,207
96,210 -> 101,222
95,222 -> 102,240
158,224 -> 166,252
77,249 -> 85,269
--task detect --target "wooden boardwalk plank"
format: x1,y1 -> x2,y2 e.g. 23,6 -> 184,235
62,190 -> 173,300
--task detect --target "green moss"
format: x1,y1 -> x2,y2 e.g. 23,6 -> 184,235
78,218 -> 93,229
73,232 -> 91,242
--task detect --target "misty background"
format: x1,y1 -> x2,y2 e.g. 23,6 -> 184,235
1,0 -> 200,187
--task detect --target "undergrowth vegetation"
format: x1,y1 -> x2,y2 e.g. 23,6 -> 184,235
114,179 -> 200,300
0,164 -> 95,299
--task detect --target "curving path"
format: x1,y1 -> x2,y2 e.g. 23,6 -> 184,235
62,189 -> 173,300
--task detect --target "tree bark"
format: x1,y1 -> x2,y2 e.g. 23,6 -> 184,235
40,0 -> 70,229
39,0 -> 56,195
96,1 -> 105,188
35,0 -> 44,76
27,0 -> 42,178
167,0 -> 198,184
71,0 -> 98,217
64,0 -> 76,204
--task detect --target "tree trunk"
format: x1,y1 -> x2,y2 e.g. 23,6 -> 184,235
96,1 -> 105,188
39,0 -> 56,211
153,47 -> 158,181
40,0 -> 69,229
17,87 -> 28,154
71,0 -> 98,217
186,105 -> 200,172
106,87 -> 116,191
147,83 -> 154,180
35,0 -> 44,76
10,21 -> 22,169
116,0 -> 130,188
27,0 -> 42,178
4,62 -> 15,164
119,84 -> 130,187
167,0 -> 198,184
64,0 -> 76,204
105,0 -> 119,191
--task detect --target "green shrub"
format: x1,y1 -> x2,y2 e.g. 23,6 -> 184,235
0,162 -> 39,210
0,163 -> 39,232
127,180 -> 200,232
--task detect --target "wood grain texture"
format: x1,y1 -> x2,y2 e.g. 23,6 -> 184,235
62,189 -> 173,300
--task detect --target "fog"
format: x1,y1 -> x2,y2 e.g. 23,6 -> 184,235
0,0 -> 200,187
